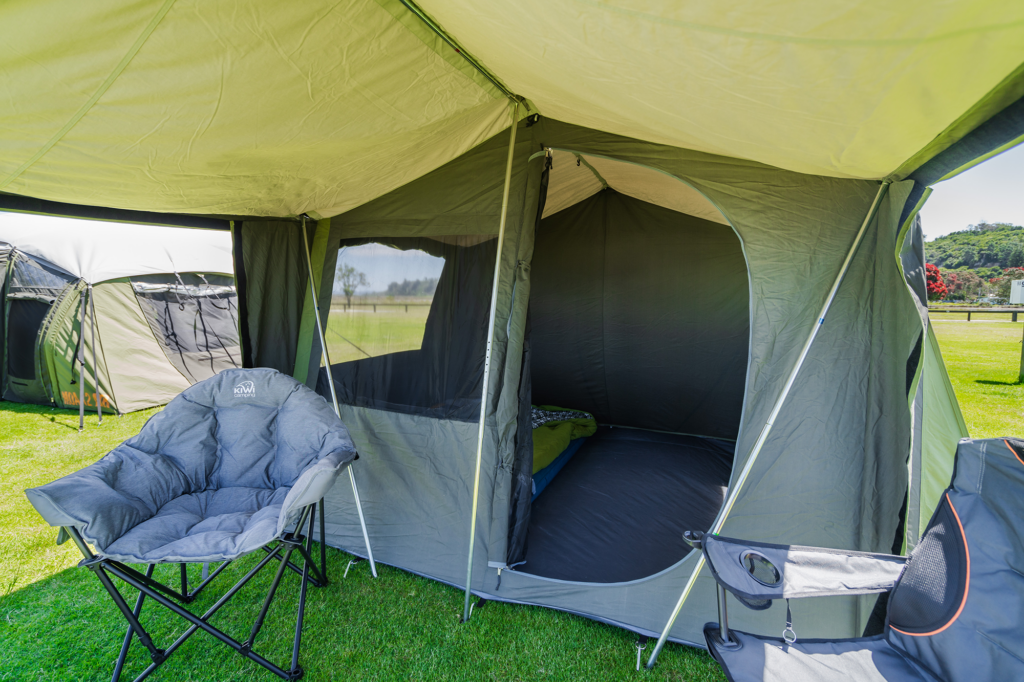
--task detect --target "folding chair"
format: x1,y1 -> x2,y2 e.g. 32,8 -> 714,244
26,368 -> 366,681
694,437 -> 1024,681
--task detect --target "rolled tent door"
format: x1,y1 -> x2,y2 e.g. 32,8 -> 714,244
3,252 -> 74,404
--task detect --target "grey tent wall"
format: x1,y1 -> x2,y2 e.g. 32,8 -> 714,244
317,119 -> 542,589
239,220 -> 308,374
529,190 -> 749,439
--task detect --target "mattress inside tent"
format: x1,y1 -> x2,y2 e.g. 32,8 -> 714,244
521,426 -> 733,583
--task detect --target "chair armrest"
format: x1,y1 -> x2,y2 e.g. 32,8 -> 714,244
695,533 -> 906,602
277,450 -> 354,534
25,446 -> 190,550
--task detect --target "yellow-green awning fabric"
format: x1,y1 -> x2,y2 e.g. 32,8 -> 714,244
417,0 -> 1024,179
2,0 -> 1024,217
0,0 -> 511,218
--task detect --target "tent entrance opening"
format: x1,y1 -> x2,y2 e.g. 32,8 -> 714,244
516,153 -> 750,583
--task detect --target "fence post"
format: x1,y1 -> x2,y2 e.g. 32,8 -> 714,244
1019,320 -> 1024,384
373,304 -> 376,313
967,311 -> 971,321
1014,312 -> 1018,322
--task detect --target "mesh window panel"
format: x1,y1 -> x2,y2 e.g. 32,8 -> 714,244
131,274 -> 241,384
888,495 -> 967,634
6,299 -> 51,380
8,255 -> 70,295
319,235 -> 497,421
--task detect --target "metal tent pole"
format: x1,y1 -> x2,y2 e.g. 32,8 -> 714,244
300,219 -> 377,578
646,181 -> 890,668
77,286 -> 87,431
88,284 -> 102,424
462,101 -> 519,623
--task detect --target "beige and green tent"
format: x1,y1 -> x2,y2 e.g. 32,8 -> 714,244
1,215 -> 239,416
1,0 -> 1018,660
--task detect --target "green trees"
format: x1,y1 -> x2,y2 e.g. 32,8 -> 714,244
337,264 -> 369,307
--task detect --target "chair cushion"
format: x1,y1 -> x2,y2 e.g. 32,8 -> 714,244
102,487 -> 293,563
25,368 -> 358,558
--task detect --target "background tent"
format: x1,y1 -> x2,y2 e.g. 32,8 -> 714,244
0,0 -> 1019,659
0,216 -> 239,414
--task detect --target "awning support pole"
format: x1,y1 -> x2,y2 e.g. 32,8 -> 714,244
646,181 -> 890,668
88,284 -> 102,424
77,286 -> 87,432
463,101 -> 519,623
300,219 -> 377,578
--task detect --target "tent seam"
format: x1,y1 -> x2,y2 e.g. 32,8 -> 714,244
0,0 -> 178,191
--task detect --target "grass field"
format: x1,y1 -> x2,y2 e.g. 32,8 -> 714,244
931,320 -> 1024,436
324,298 -> 431,364
1,321 -> 1020,681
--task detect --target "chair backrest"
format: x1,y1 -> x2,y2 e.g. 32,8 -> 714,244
128,367 -> 355,491
887,437 -> 1024,681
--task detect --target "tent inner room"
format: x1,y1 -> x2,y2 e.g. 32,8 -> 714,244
518,151 -> 749,583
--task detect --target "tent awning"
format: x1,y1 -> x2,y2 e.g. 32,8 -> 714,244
0,0 -> 1022,219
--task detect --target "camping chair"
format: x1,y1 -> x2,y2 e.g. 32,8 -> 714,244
25,368 -> 361,681
694,436 -> 1024,682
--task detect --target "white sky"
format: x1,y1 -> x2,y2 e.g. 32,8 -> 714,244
919,142 -> 1024,241
334,243 -> 444,294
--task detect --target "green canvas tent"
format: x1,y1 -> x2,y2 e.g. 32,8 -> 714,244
0,215 -> 240,416
1,0 -> 1020,662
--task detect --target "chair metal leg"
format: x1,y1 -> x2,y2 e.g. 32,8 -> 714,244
66,528 -> 165,666
67,502 -> 328,682
245,546 -> 295,651
319,498 -> 328,584
290,505 -> 318,677
112,564 -> 155,682
132,547 -> 285,682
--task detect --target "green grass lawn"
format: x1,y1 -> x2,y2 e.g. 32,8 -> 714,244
0,405 -> 719,681
1,321 -> 1020,681
931,320 -> 1024,437
325,300 -> 431,364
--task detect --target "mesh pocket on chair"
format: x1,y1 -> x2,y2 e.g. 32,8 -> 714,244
888,495 -> 967,634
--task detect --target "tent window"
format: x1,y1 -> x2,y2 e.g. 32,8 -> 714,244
319,235 -> 497,421
326,243 -> 445,362
131,273 -> 241,384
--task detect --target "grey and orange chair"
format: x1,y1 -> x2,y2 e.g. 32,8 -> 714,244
691,437 -> 1024,681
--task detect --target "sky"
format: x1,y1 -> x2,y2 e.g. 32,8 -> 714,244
334,243 -> 444,294
919,142 -> 1024,242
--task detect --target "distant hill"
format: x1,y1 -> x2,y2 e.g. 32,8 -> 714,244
925,222 -> 1024,278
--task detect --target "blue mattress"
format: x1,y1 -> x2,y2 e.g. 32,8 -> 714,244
532,436 -> 587,501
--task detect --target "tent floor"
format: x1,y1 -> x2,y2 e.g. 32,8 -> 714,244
520,426 -> 733,583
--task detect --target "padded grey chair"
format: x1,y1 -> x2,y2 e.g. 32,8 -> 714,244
26,368 -> 361,681
694,436 -> 1024,682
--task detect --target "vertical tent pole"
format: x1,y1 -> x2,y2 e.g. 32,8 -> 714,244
462,101 -> 520,623
300,219 -> 377,578
88,284 -> 102,424
77,286 -> 87,432
646,181 -> 891,668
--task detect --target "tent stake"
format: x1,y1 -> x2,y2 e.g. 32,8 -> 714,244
77,286 -> 87,431
463,101 -> 520,623
88,284 -> 102,424
646,181 -> 891,668
300,219 -> 377,578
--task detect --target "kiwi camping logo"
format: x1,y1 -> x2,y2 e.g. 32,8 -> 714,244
233,381 -> 256,398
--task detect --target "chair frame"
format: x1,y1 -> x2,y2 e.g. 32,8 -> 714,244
64,499 -> 331,682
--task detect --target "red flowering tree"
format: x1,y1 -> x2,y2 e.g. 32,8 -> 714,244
925,263 -> 947,301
